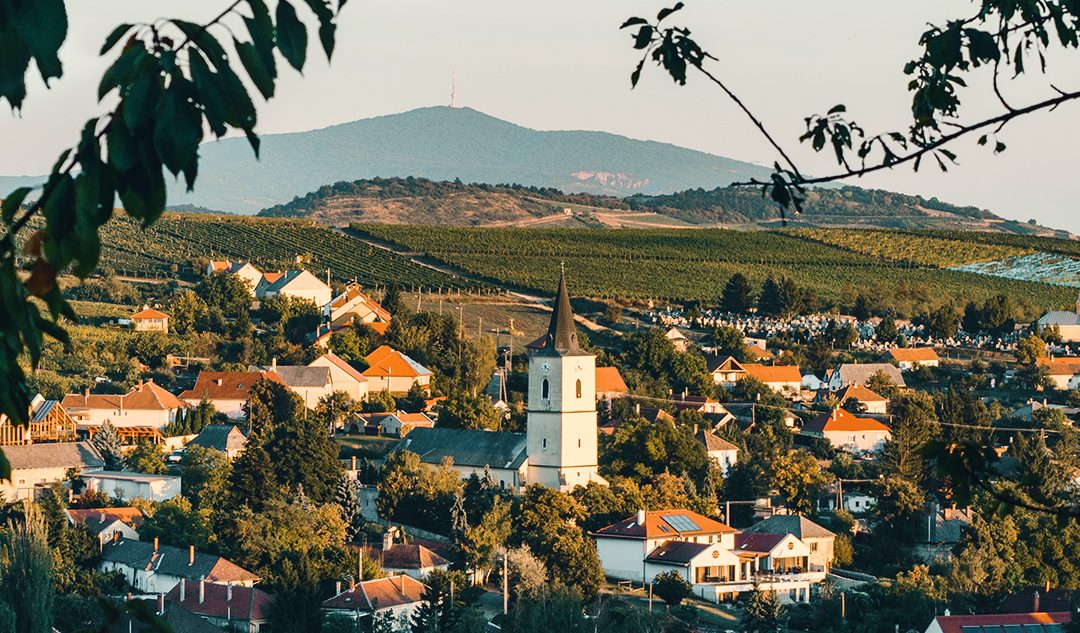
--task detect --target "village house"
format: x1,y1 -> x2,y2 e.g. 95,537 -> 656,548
1038,296 -> 1080,343
208,260 -> 264,296
324,283 -> 392,330
887,347 -> 941,370
362,345 -> 433,394
741,515 -> 836,573
744,364 -> 803,398
593,509 -> 824,604
131,307 -> 170,333
1035,357 -> 1080,390
187,424 -> 248,459
63,380 -> 187,442
665,327 -> 691,352
914,505 -> 975,562
594,366 -> 629,401
165,579 -> 273,633
256,269 -> 333,307
0,394 -> 77,446
744,344 -> 774,362
923,611 -> 1070,633
82,470 -> 182,502
707,355 -> 747,386
2,441 -> 104,501
801,407 -> 891,454
100,537 -> 259,594
835,383 -> 889,414
827,363 -> 906,390
66,507 -> 145,547
375,530 -> 452,579
322,575 -> 426,624
179,371 -> 286,420
308,352 -> 370,402
392,427 -> 528,489
368,411 -> 435,437
268,362 -> 335,409
695,429 -> 739,474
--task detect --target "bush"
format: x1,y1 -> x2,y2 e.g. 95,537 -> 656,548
652,570 -> 693,606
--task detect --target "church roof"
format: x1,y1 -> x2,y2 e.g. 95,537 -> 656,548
528,270 -> 583,357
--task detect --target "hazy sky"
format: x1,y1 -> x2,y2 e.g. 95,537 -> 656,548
2,1 -> 1078,230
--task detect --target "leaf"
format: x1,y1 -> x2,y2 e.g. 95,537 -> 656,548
1,187 -> 33,222
827,104 -> 846,115
122,70 -> 162,130
25,259 -> 57,298
994,141 -> 1006,154
303,0 -> 337,59
153,80 -> 203,174
10,0 -> 67,84
633,25 -> 654,49
657,2 -> 685,22
276,0 -> 309,72
244,128 -> 261,159
188,51 -> 228,136
977,134 -> 987,145
235,38 -> 275,99
630,58 -> 645,88
0,24 -> 32,109
620,17 -> 648,29
101,23 -> 135,55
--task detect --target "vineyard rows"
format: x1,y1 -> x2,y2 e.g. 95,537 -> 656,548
355,225 -> 1075,311
94,215 -> 482,291
787,228 -> 1033,268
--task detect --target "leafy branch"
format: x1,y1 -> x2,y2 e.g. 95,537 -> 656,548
0,0 -> 345,480
622,1 -> 1080,219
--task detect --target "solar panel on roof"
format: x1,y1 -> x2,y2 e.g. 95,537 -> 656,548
1003,626 -> 1024,633
1043,625 -> 1064,633
961,627 -> 981,633
981,626 -> 1005,633
662,514 -> 702,532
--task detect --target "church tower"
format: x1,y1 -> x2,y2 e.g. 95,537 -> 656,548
525,270 -> 605,491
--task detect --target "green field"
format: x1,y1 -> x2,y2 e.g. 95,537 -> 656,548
90,214 -> 482,291
353,224 -> 1076,315
788,228 -> 1033,267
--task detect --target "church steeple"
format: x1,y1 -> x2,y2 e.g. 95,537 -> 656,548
536,267 -> 582,356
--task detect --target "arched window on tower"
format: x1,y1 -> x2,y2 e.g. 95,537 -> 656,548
541,379 -> 549,400
575,379 -> 582,399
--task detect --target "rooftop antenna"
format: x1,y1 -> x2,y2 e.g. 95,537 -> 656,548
450,70 -> 456,109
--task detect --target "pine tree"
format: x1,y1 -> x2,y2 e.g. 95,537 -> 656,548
335,475 -> 361,542
720,272 -> 755,313
229,437 -> 279,511
450,488 -> 468,537
757,275 -> 782,316
876,315 -> 899,343
383,282 -> 405,317
742,581 -> 784,633
91,420 -> 123,470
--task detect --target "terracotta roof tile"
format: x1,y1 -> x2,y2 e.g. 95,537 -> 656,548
165,580 -> 271,622
595,366 -> 628,395
179,371 -> 285,402
132,308 -> 169,320
888,347 -> 940,363
322,575 -> 425,611
803,408 -> 890,433
744,364 -> 802,384
929,612 -> 1070,633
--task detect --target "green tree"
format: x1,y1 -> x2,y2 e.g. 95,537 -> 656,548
770,450 -> 831,515
334,475 -> 361,542
377,451 -> 461,533
882,391 -> 937,483
456,500 -> 511,583
315,390 -> 359,435
124,439 -> 167,474
721,272 -> 756,313
652,570 -> 693,606
197,272 -> 254,320
921,303 -> 960,339
179,444 -> 231,512
364,389 -> 397,414
865,369 -> 900,399
169,289 -> 209,335
229,435 -> 281,512
712,325 -> 747,362
758,275 -> 808,317
0,509 -> 53,633
91,420 -> 123,470
382,283 -> 406,317
265,403 -> 344,504
439,392 -> 500,430
245,378 -> 303,436
511,485 -> 604,597
742,582 -> 784,633
139,496 -> 214,551
1015,334 -> 1047,365
876,316 -> 899,344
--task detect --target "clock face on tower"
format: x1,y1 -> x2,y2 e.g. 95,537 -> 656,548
540,362 -> 551,374
575,362 -> 583,372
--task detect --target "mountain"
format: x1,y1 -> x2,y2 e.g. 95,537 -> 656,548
166,106 -> 774,214
257,175 -> 1073,236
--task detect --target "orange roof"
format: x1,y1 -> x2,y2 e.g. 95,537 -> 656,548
63,381 -> 185,412
179,371 -> 286,402
1036,356 -> 1080,375
803,408 -> 890,434
261,271 -> 285,284
208,260 -> 230,272
888,347 -> 940,363
322,575 -> 425,611
745,345 -> 774,360
66,507 -> 145,531
593,509 -> 735,539
131,308 -> 168,320
930,612 -> 1070,633
330,284 -> 392,322
838,383 -> 887,403
396,412 -> 434,424
362,346 -> 431,378
744,364 -> 802,384
595,366 -> 628,395
312,352 -> 368,384
366,321 -> 391,335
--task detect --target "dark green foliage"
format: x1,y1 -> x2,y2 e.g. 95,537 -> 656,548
510,486 -> 605,597
758,274 -> 812,317
502,585 -> 590,633
741,583 -> 784,633
0,511 -> 53,633
438,392 -> 500,430
876,315 -> 899,343
720,272 -> 755,313
245,378 -> 303,436
652,570 -> 693,606
334,475 -> 360,542
124,440 -> 167,474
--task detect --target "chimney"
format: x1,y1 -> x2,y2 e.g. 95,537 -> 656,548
349,578 -> 356,591
84,387 -> 90,399
1033,591 -> 1040,612
335,581 -> 341,595
693,423 -> 699,436
1046,579 -> 1051,593
382,530 -> 394,551
154,537 -> 159,552
351,456 -> 357,470
226,583 -> 232,602
635,403 -> 640,415
199,576 -> 205,604
157,593 -> 164,615
180,579 -> 186,602
271,357 -> 277,371
636,509 -> 646,524
189,545 -> 195,566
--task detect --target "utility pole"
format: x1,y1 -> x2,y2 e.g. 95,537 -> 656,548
841,591 -> 846,619
648,582 -> 653,613
502,551 -> 508,615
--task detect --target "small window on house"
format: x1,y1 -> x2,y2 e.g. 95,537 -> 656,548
575,379 -> 582,398
542,438 -> 547,449
541,379 -> 549,400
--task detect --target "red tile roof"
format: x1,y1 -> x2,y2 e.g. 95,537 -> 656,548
322,575 -> 425,611
888,347 -> 940,363
744,364 -> 802,384
66,507 -> 145,532
838,383 -> 887,403
362,346 -> 431,378
595,366 -> 628,395
165,580 -> 271,622
594,509 -> 734,539
734,532 -> 786,554
929,612 -> 1070,633
131,308 -> 169,320
378,543 -> 451,570
803,408 -> 890,433
63,381 -> 185,412
1036,357 -> 1080,376
179,371 -> 286,402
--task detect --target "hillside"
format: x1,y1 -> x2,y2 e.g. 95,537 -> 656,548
157,106 -> 773,214
258,175 -> 1071,235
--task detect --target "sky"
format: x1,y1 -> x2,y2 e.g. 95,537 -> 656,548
1,1 -> 1078,231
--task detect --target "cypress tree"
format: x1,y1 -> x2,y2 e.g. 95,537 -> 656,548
91,420 -> 123,470
720,272 -> 755,313
334,476 -> 361,542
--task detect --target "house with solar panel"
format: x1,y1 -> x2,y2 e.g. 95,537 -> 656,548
592,509 -> 828,604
